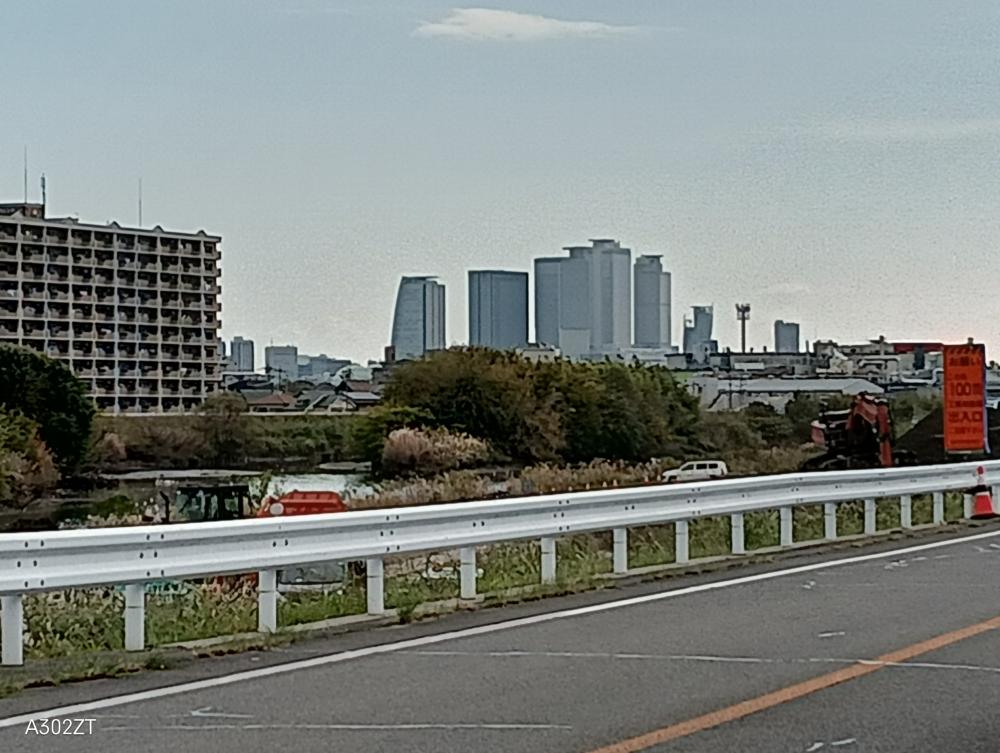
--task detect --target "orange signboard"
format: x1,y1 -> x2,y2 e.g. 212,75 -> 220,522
943,343 -> 988,453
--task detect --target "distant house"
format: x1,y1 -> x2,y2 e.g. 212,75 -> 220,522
244,391 -> 297,413
329,391 -> 382,412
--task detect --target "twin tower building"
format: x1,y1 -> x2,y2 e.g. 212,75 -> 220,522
390,239 -> 672,361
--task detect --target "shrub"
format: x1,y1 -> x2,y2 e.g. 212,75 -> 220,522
381,427 -> 490,477
0,409 -> 59,508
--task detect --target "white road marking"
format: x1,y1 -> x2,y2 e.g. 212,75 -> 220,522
187,706 -> 254,719
408,649 -> 773,664
832,738 -> 857,746
410,649 -> 1000,676
103,722 -> 572,732
911,556 -> 928,562
802,580 -> 817,590
933,554 -> 952,560
817,631 -> 846,639
3,528 -> 1000,730
805,743 -> 824,752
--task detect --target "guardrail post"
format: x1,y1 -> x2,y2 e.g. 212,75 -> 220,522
964,493 -> 973,519
824,502 -> 837,540
731,513 -> 745,554
366,558 -> 385,614
675,520 -> 689,564
864,498 -> 876,534
258,569 -> 278,632
1,594 -> 24,666
540,537 -> 556,584
124,583 -> 145,651
779,507 -> 793,546
459,546 -> 477,599
612,528 -> 628,574
900,495 -> 912,529
932,492 -> 944,524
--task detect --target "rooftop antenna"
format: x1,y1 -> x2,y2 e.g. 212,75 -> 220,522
40,173 -> 46,207
138,177 -> 143,226
22,146 -> 28,203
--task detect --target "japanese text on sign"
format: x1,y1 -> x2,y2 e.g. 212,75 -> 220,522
943,343 -> 988,453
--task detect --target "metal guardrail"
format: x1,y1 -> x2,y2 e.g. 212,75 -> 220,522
1,460 -> 998,666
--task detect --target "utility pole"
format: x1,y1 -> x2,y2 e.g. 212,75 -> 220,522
735,303 -> 751,353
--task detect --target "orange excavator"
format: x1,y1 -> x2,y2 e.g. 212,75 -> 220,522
801,393 -> 917,471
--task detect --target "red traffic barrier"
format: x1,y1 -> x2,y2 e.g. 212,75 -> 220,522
972,466 -> 997,519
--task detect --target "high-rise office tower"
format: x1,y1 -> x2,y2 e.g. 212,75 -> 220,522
774,320 -> 801,353
633,255 -> 672,348
390,276 -> 446,360
533,239 -> 632,359
264,345 -> 298,383
229,336 -> 254,371
468,270 -> 528,349
533,257 -> 562,347
683,305 -> 717,362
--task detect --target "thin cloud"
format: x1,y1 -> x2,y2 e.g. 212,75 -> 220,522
413,8 -> 638,42
812,118 -> 1000,142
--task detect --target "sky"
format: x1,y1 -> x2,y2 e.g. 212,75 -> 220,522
2,1 -> 998,364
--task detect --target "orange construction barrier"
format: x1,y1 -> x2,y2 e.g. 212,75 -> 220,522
972,466 -> 996,519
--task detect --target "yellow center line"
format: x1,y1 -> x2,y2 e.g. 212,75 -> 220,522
586,615 -> 1000,753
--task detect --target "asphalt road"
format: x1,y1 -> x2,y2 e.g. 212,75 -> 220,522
5,526 -> 1000,753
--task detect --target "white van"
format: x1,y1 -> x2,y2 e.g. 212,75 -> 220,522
662,460 -> 729,484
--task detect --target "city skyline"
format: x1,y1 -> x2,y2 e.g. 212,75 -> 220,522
2,2 -> 998,362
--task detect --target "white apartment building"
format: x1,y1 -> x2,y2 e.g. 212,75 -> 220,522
0,202 -> 222,414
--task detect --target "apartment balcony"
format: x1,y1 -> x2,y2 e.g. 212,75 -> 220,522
0,248 -> 17,263
118,296 -> 139,305
0,268 -> 16,282
20,229 -> 43,243
48,252 -> 70,264
0,226 -> 16,241
1,325 -> 18,337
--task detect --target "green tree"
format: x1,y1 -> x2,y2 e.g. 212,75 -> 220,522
378,348 -> 700,470
383,348 -> 564,463
0,344 -> 95,470
197,392 -> 257,466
